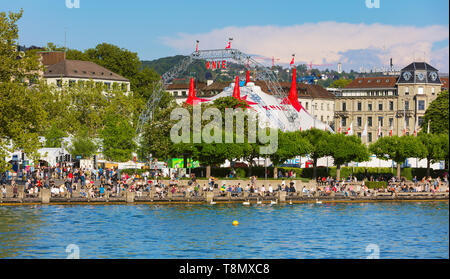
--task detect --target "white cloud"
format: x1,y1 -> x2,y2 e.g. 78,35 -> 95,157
161,22 -> 449,72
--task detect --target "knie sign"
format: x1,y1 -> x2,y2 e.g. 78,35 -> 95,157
206,60 -> 227,70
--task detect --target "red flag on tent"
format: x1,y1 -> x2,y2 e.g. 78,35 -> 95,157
280,68 -> 303,112
185,78 -> 208,105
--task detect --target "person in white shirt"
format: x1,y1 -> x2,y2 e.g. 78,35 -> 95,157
260,185 -> 266,197
59,185 -> 65,197
268,185 -> 273,195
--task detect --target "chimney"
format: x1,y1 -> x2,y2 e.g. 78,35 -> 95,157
39,51 -> 66,66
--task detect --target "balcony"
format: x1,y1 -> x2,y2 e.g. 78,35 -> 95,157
396,110 -> 414,118
334,111 -> 349,118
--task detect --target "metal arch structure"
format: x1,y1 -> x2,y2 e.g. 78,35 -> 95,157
136,48 -> 299,134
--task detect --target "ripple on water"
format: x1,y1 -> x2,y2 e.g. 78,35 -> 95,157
0,202 -> 448,259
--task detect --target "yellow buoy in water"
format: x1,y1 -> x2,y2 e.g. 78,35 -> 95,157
233,220 -> 239,226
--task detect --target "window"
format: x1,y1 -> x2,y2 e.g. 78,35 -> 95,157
378,103 -> 383,111
341,118 -> 347,127
69,80 -> 75,87
368,117 -> 373,127
405,87 -> 409,95
357,117 -> 362,127
418,116 -> 424,126
378,116 -> 383,127
418,87 -> 424,94
418,100 -> 425,111
432,88 -> 435,95
389,118 -> 393,127
389,101 -> 394,111
321,116 -> 324,121
105,82 -> 111,90
121,83 -> 128,91
321,103 -> 324,110
405,101 -> 409,110
342,102 -> 346,111
306,102 -> 309,110
368,133 -> 372,142
357,132 -> 361,138
357,102 -> 362,111
327,104 -> 330,111
182,91 -> 187,97
56,79 -> 62,87
368,103 -> 372,111
405,117 -> 409,127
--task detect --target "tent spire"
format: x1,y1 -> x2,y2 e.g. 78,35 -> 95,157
232,76 -> 241,100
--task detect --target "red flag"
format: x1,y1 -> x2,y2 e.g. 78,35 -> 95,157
232,76 -> 241,100
290,56 -> 295,66
245,70 -> 250,85
225,42 -> 231,49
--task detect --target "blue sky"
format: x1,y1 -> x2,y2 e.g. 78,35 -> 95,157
2,0 -> 449,71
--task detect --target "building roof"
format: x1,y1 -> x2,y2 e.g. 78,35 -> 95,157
44,60 -> 129,82
166,82 -> 207,91
344,76 -> 398,89
401,62 -> 438,72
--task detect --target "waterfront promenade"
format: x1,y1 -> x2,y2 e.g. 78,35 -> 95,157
1,179 -> 448,205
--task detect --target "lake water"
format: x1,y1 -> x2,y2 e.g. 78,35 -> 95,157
0,202 -> 448,259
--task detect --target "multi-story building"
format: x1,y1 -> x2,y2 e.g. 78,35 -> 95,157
334,62 -> 444,142
40,51 -> 130,92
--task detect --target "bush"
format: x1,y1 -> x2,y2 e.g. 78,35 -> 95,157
365,181 -> 387,189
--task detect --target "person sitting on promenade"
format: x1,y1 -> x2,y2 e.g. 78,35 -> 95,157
259,185 -> 266,197
99,185 -> 105,197
88,187 -> 95,198
284,184 -> 290,193
245,184 -> 250,193
302,186 -> 309,197
289,183 -> 296,194
1,185 -> 6,198
51,185 -> 59,197
267,184 -> 273,196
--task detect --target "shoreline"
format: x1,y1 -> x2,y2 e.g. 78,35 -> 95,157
1,194 -> 448,206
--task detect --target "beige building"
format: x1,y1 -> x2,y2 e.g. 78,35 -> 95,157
40,51 -> 130,92
334,62 -> 444,143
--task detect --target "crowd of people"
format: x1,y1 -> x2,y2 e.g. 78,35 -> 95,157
1,167 -> 448,200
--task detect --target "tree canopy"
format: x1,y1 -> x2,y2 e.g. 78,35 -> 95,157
423,90 -> 449,134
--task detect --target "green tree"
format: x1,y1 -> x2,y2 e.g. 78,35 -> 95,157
84,43 -> 141,83
327,134 -> 370,180
301,129 -> 331,179
44,123 -> 67,148
369,136 -> 427,179
100,113 -> 136,162
330,78 -> 353,88
417,132 -> 449,177
269,130 -> 312,178
423,90 -> 449,134
0,9 -> 42,83
68,128 -> 98,159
